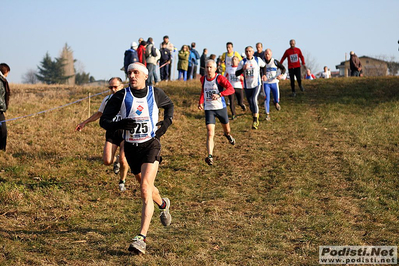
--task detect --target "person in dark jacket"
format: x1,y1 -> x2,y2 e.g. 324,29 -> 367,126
200,48 -> 208,77
124,42 -> 139,74
159,42 -> 171,81
349,51 -> 362,77
0,63 -> 11,151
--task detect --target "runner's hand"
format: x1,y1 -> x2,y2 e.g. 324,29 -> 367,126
155,117 -> 172,139
116,119 -> 136,130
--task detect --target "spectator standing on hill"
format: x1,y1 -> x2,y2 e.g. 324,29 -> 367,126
350,51 -> 362,77
262,49 -> 285,121
221,42 -> 242,75
100,62 -> 174,255
224,56 -> 246,120
137,41 -> 147,66
75,77 -> 129,191
161,35 -> 175,80
304,68 -> 316,80
145,37 -> 160,86
188,42 -> 200,79
177,45 -> 189,81
235,46 -> 266,130
280,39 -> 305,97
198,60 -> 236,166
124,42 -> 139,75
188,47 -> 196,80
159,42 -> 171,81
0,63 -> 11,151
200,48 -> 208,77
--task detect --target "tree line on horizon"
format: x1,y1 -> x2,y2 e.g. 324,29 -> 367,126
22,43 -> 95,85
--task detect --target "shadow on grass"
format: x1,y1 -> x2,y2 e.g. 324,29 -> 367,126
12,151 -> 58,160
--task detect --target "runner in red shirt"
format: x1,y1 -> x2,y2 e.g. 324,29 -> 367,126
280,39 -> 305,97
198,60 -> 236,166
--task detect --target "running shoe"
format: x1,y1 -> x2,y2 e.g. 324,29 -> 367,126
300,86 -> 305,92
159,198 -> 172,226
265,114 -> 271,121
275,103 -> 281,111
128,235 -> 146,254
119,180 -> 126,192
252,121 -> 258,130
224,133 -> 236,145
205,155 -> 213,166
231,115 -> 237,120
113,155 -> 120,174
290,92 -> 297,97
241,104 -> 247,111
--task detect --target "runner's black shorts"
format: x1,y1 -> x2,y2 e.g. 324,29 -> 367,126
124,138 -> 162,175
105,129 -> 124,146
205,107 -> 229,125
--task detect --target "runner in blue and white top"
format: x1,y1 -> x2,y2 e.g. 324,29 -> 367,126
100,62 -> 174,255
235,46 -> 266,129
262,48 -> 286,121
224,56 -> 246,119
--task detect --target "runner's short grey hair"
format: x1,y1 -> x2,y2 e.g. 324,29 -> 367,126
206,60 -> 217,68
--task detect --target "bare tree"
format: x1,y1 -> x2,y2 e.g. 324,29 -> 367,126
378,55 -> 399,76
21,69 -> 39,84
302,50 -> 320,75
60,43 -> 75,85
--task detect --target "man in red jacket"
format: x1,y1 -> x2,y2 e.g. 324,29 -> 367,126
136,41 -> 147,66
280,39 -> 305,97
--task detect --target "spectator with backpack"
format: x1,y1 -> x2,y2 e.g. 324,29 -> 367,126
145,37 -> 160,86
124,42 -> 139,75
188,42 -> 200,79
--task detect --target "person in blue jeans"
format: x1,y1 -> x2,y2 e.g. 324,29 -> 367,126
262,49 -> 286,121
177,45 -> 189,81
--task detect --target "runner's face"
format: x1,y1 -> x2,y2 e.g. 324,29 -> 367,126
245,48 -> 254,59
256,44 -> 262,52
226,44 -> 233,53
232,57 -> 239,66
206,63 -> 216,77
290,40 -> 296,48
108,79 -> 123,94
128,69 -> 147,89
265,50 -> 272,61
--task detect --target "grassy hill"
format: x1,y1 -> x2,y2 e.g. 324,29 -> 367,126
0,77 -> 398,265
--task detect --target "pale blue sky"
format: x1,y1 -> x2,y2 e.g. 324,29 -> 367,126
2,0 -> 398,83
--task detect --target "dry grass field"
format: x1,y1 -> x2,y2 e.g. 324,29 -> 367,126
0,77 -> 398,265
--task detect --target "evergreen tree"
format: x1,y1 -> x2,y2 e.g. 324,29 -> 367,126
36,52 -> 73,84
75,72 -> 91,85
